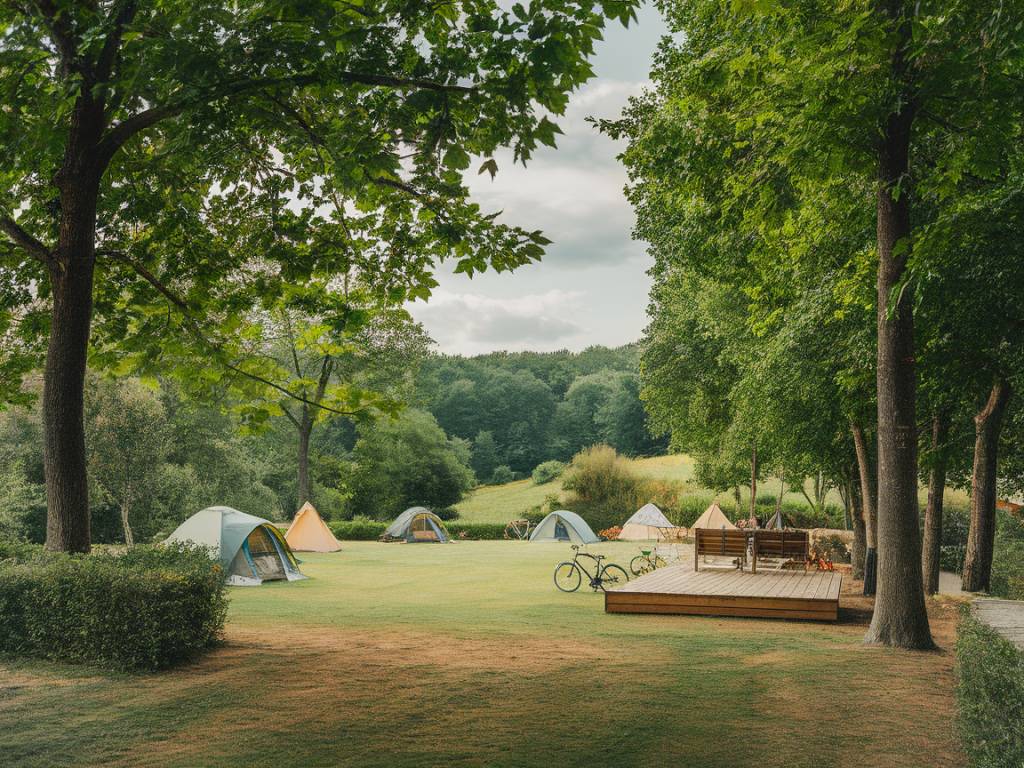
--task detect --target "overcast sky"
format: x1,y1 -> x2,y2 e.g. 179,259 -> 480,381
408,5 -> 668,357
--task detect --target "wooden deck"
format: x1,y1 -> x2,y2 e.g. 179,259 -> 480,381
605,565 -> 842,621
974,598 -> 1024,650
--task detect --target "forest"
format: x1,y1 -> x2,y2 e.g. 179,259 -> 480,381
0,344 -> 664,545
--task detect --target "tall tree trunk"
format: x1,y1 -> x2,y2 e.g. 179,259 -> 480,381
921,412 -> 949,595
865,2 -> 932,646
750,442 -> 758,522
120,493 -> 134,549
851,472 -> 867,579
851,422 -> 878,593
297,411 -> 313,509
776,466 -> 785,517
44,175 -> 101,552
962,380 -> 1012,592
732,486 -> 742,517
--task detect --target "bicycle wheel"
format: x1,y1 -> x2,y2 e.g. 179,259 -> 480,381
629,555 -> 648,576
598,563 -> 629,591
554,562 -> 582,592
652,555 -> 668,570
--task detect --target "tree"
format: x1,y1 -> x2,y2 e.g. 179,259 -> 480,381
84,376 -> 170,547
349,410 -> 474,519
471,431 -> 500,484
0,0 -> 639,551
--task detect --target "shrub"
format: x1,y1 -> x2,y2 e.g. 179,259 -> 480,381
329,517 -> 388,541
532,460 -> 566,485
446,522 -> 507,540
490,465 -> 516,485
956,609 -> 1024,768
0,542 -> 226,671
599,526 -> 622,540
433,507 -> 460,521
991,540 -> 1024,601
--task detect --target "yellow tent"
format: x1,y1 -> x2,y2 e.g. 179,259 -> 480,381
285,502 -> 342,553
689,502 -> 736,533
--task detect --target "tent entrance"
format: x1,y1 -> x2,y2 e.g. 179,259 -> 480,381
245,526 -> 288,581
412,514 -> 442,542
554,520 -> 569,541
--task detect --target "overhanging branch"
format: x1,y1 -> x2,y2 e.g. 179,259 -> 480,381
0,216 -> 52,264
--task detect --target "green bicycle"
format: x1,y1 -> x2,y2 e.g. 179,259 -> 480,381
554,545 -> 630,592
629,548 -> 667,576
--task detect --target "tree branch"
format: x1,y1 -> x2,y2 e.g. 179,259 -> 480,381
35,0 -> 81,75
95,0 -> 139,83
0,216 -> 52,264
99,250 -> 361,417
98,70 -> 475,162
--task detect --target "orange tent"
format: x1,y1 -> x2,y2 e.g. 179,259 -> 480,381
285,502 -> 342,553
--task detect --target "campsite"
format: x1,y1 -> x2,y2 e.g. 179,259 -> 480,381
2,2 -> 1024,767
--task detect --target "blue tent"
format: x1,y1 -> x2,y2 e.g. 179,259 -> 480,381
528,510 -> 600,544
383,507 -> 450,543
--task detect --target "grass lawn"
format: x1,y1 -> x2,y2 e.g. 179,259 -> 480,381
456,453 -> 972,525
0,541 -> 964,768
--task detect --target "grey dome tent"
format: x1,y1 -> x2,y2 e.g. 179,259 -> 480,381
383,507 -> 450,543
165,506 -> 306,586
528,510 -> 600,544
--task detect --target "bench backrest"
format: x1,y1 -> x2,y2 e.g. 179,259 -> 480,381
694,527 -> 748,557
752,529 -> 808,559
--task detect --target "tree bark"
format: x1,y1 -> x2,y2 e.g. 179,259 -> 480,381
297,412 -> 313,508
865,0 -> 932,646
851,422 -> 878,593
962,380 -> 1012,592
750,442 -> 758,522
776,466 -> 785,517
120,497 -> 134,549
921,412 -> 949,595
851,474 -> 867,580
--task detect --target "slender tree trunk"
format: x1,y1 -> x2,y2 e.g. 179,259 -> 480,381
921,412 -> 949,595
776,466 -> 785,517
297,412 -> 313,508
851,422 -> 878,593
851,473 -> 866,579
44,169 -> 102,552
865,2 -> 932,646
962,380 -> 1012,592
733,485 -> 742,516
120,495 -> 134,549
750,442 -> 758,522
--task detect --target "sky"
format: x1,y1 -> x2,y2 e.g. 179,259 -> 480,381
407,5 -> 669,357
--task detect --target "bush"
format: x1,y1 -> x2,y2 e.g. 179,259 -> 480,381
991,540 -> 1024,601
531,460 -> 566,485
433,507 -> 460,521
446,522 -> 507,540
490,465 -> 516,485
329,517 -> 388,541
956,609 -> 1024,768
0,542 -> 226,671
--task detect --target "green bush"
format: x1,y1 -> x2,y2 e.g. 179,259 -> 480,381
991,540 -> 1024,601
329,517 -> 388,541
490,465 -> 516,485
0,542 -> 226,671
956,609 -> 1024,768
532,460 -> 566,485
446,522 -> 507,540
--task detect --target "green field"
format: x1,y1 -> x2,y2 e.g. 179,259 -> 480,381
455,453 -> 971,525
1,541 -> 963,767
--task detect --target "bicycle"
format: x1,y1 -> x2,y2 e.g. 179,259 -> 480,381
629,548 -> 667,576
553,545 -> 630,592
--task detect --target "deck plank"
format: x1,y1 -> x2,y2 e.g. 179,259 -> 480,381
607,566 -> 840,622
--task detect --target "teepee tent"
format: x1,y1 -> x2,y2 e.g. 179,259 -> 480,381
529,510 -> 600,544
618,502 -> 675,540
285,502 -> 342,552
763,509 -> 785,530
383,507 -> 450,543
689,502 -> 736,533
165,506 -> 306,586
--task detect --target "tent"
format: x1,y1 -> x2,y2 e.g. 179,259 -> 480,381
618,502 -> 676,540
285,502 -> 342,553
689,502 -> 736,533
763,509 -> 785,530
165,506 -> 307,586
383,507 -> 450,543
529,510 -> 600,544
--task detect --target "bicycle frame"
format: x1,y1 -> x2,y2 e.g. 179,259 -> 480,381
569,548 -> 606,588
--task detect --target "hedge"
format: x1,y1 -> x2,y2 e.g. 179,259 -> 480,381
329,518 -> 388,540
0,542 -> 227,671
956,609 -> 1024,768
446,522 -> 507,540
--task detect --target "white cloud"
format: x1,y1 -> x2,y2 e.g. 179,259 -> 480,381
411,289 -> 588,355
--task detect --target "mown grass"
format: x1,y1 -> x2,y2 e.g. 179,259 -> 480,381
0,541 -> 963,768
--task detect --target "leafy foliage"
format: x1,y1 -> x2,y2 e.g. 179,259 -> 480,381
0,543 -> 227,671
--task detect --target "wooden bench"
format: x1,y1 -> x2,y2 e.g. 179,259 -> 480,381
694,528 -> 749,572
750,529 -> 808,573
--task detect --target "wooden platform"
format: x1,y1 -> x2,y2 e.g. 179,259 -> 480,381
605,566 -> 842,621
